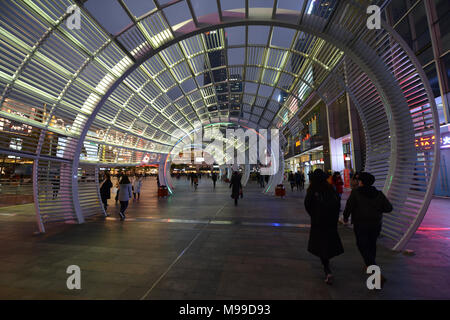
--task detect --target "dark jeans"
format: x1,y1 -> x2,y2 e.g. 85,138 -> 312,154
120,200 -> 129,215
353,223 -> 382,267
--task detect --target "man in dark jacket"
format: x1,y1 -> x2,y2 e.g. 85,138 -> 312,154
100,173 -> 113,214
229,171 -> 242,206
343,172 -> 393,269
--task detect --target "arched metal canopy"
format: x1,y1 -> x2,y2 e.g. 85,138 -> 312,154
0,0 -> 440,250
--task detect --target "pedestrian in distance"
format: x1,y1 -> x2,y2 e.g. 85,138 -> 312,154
230,171 -> 242,206
99,172 -> 113,214
295,170 -> 304,191
211,171 -> 217,189
343,172 -> 392,285
118,175 -> 132,221
332,171 -> 344,200
192,172 -> 199,190
133,174 -> 143,201
288,171 -> 295,192
304,169 -> 344,285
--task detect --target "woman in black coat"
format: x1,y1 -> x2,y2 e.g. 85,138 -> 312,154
304,169 -> 344,285
229,171 -> 242,206
100,173 -> 113,214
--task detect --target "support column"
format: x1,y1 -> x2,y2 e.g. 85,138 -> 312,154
264,150 -> 285,194
158,159 -> 166,188
346,92 -> 364,171
425,0 -> 449,123
32,160 -> 45,233
95,165 -> 107,217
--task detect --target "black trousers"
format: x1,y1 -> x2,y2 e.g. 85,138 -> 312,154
101,196 -> 108,210
353,223 -> 382,267
120,201 -> 129,215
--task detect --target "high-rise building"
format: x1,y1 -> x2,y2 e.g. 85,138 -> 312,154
204,31 -> 228,113
229,74 -> 243,116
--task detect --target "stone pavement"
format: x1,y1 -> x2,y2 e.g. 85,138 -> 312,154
0,176 -> 449,299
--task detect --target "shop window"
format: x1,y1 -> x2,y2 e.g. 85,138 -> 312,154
9,138 -> 22,151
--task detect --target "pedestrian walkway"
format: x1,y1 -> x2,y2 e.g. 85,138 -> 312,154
0,177 -> 449,299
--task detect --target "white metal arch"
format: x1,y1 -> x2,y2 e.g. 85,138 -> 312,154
72,8 -> 438,250
0,1 -> 439,250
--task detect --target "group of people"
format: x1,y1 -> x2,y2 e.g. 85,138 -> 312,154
287,170 -> 306,192
98,167 -> 392,287
99,173 -> 144,221
305,168 -> 392,285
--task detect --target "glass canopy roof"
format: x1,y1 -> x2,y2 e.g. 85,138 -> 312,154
0,0 -> 361,161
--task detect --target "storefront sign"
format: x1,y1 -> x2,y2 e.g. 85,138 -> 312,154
442,133 -> 450,149
141,153 -> 162,164
415,132 -> 450,150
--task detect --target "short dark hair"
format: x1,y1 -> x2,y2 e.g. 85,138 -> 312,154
359,172 -> 375,186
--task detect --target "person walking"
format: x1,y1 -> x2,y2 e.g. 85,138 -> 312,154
118,175 -> 132,221
304,169 -> 344,285
295,170 -> 304,191
211,171 -> 217,189
229,171 -> 242,206
332,172 -> 344,200
192,172 -> 199,190
288,171 -> 295,192
99,173 -> 113,214
133,174 -> 143,201
343,172 -> 392,282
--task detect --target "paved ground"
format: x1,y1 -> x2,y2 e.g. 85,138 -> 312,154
0,176 -> 449,299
